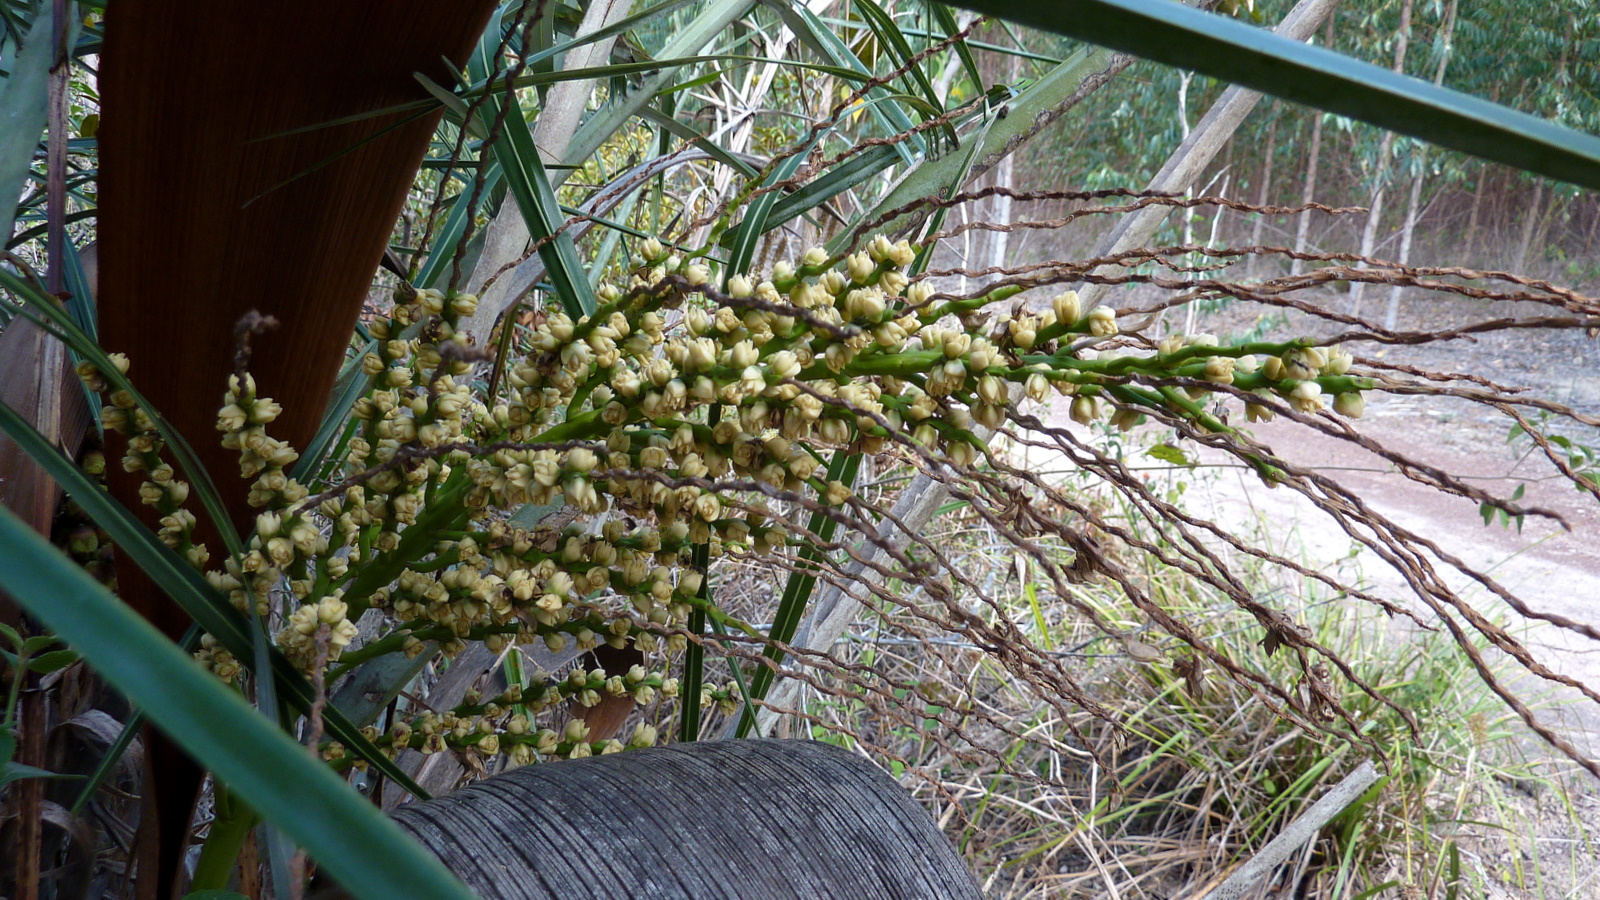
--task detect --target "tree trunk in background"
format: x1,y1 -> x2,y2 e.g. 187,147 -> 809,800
1348,0 -> 1413,318
1068,0 -> 1342,312
1529,185 -> 1563,271
1513,179 -> 1545,273
1290,108 -> 1325,276
1290,16 -> 1334,278
460,0 -> 637,343
1348,137 -> 1391,318
1250,112 -> 1278,275
1585,196 -> 1600,256
988,158 -> 1012,270
1215,142 -> 1234,242
987,54 -> 1020,272
1384,167 -> 1426,328
1384,0 -> 1457,329
1465,160 -> 1487,262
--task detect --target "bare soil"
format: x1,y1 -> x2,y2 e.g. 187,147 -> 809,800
1021,285 -> 1600,895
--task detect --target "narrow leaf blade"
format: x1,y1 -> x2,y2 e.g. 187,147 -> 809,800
0,506 -> 476,900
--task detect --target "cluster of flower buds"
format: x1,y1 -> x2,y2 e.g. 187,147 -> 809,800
81,231 -> 1380,771
193,633 -> 241,683
78,353 -> 210,569
364,675 -> 674,766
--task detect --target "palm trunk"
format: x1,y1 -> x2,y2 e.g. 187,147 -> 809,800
389,741 -> 984,900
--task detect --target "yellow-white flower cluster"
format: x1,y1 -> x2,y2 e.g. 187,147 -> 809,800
79,233 -> 1378,769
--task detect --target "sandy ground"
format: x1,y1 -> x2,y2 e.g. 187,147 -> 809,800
1020,379 -> 1600,895
1201,395 -> 1600,747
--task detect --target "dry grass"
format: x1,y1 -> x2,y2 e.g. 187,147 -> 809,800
704,429 -> 1599,899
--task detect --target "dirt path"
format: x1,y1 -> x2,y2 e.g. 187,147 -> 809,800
1028,384 -> 1600,751
1199,394 -> 1600,743
1045,284 -> 1600,751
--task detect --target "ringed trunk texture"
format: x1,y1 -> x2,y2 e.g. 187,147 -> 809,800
96,3 -> 498,896
385,740 -> 984,900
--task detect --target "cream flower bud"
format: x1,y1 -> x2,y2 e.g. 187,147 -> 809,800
685,307 -> 713,336
1333,391 -> 1365,418
730,340 -> 759,369
1070,396 -> 1101,425
1289,380 -> 1324,413
1052,291 -> 1082,325
1087,306 -> 1118,337
1203,357 -> 1235,385
879,270 -> 908,297
825,480 -> 851,506
1284,347 -> 1327,381
869,234 -> 894,262
694,493 -> 722,521
563,718 -> 591,743
977,375 -> 1007,406
217,404 -> 248,433
679,570 -> 704,597
1322,347 -> 1353,376
818,270 -> 848,297
767,350 -> 801,380
1025,372 -> 1051,403
802,246 -> 828,268
847,252 -> 875,283
630,723 -> 658,747
566,447 -> 598,473
728,274 -> 754,298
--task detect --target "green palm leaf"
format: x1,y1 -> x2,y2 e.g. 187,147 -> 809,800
0,506 -> 476,900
